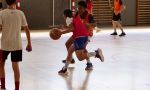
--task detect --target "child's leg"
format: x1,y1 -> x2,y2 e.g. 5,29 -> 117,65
12,62 -> 20,90
111,21 -> 117,35
65,36 -> 74,50
112,21 -> 117,32
87,48 -> 104,62
11,50 -> 22,90
62,36 -> 75,64
75,48 -> 104,62
117,22 -> 124,33
58,44 -> 75,74
64,44 -> 75,68
85,52 -> 93,70
0,61 -> 6,89
117,22 -> 126,36
0,50 -> 9,89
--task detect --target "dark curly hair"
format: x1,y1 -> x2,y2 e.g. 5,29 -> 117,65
78,1 -> 87,9
64,9 -> 73,18
6,0 -> 16,5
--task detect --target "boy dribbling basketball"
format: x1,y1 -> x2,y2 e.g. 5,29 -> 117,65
58,1 -> 104,74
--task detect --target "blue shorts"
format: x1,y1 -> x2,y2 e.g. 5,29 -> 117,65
74,36 -> 88,50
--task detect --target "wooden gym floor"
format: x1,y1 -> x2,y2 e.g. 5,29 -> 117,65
1,27 -> 150,90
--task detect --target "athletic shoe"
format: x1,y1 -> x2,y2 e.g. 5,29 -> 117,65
62,59 -> 75,64
119,32 -> 126,36
85,63 -> 93,70
110,32 -> 117,35
58,67 -> 68,75
95,48 -> 104,62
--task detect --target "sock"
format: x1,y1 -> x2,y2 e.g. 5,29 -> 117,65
86,59 -> 91,63
15,81 -> 20,90
120,27 -> 124,33
63,61 -> 69,70
1,78 -> 5,89
87,52 -> 96,57
122,30 -> 125,33
114,28 -> 117,33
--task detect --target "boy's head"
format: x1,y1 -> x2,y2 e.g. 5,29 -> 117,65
64,9 -> 73,18
6,0 -> 16,6
78,1 -> 87,14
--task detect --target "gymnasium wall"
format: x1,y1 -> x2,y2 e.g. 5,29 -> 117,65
2,0 -> 137,29
21,0 -> 70,29
121,0 -> 136,26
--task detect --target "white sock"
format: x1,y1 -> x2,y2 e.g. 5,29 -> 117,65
63,61 -> 69,70
86,59 -> 91,63
87,52 -> 96,57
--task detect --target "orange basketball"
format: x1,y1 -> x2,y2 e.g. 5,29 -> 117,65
49,28 -> 62,40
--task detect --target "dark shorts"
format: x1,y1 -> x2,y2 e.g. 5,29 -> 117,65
2,50 -> 22,62
112,13 -> 121,21
74,36 -> 88,50
0,3 -> 2,9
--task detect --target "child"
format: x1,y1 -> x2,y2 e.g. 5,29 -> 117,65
62,1 -> 97,70
110,0 -> 126,36
58,1 -> 104,74
61,9 -> 76,64
0,0 -> 32,90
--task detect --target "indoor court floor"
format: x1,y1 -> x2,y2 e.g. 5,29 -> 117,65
1,27 -> 150,90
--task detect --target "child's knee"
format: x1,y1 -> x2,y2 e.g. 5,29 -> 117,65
77,56 -> 84,61
76,50 -> 88,61
65,41 -> 73,49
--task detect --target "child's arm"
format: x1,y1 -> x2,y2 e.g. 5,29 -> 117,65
85,22 -> 96,29
23,26 -> 32,52
61,23 -> 74,34
86,14 -> 97,29
120,5 -> 126,13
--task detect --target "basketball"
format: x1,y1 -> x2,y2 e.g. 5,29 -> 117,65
75,50 -> 87,61
49,28 -> 62,40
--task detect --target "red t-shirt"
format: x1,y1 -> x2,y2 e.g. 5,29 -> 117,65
82,13 -> 93,36
72,14 -> 88,38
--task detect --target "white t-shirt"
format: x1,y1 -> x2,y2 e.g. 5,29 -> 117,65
66,17 -> 73,27
0,9 -> 28,51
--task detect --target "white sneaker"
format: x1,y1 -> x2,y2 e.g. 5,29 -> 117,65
95,48 -> 104,62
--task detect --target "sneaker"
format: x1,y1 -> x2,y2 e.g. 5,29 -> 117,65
58,67 -> 68,75
110,32 -> 117,35
119,32 -> 126,36
62,59 -> 75,64
85,63 -> 93,70
95,48 -> 104,62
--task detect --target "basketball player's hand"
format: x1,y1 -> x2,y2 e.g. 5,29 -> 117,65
26,44 -> 32,52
